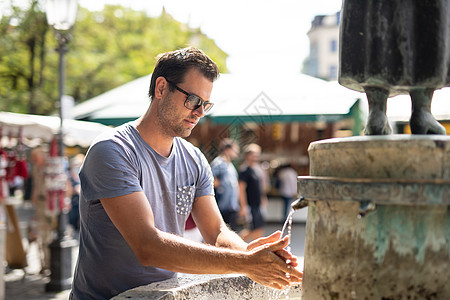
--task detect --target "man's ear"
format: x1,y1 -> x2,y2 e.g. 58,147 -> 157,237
154,77 -> 168,99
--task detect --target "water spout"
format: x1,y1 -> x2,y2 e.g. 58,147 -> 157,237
291,197 -> 308,210
358,200 -> 376,218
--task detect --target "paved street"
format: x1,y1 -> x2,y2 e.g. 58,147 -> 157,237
4,200 -> 306,299
4,201 -> 76,300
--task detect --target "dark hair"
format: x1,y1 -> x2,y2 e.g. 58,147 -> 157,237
148,47 -> 220,99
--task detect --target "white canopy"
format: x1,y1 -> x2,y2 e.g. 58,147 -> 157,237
209,73 -> 364,117
72,71 -> 450,126
72,75 -> 151,122
72,73 -> 366,124
0,112 -> 111,148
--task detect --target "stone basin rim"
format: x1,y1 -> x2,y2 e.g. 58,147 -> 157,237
298,176 -> 450,206
309,134 -> 450,145
298,175 -> 450,185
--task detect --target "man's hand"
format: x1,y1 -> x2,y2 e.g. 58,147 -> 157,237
247,231 -> 298,267
244,231 -> 302,290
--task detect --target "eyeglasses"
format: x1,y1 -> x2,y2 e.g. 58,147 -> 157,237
166,79 -> 214,113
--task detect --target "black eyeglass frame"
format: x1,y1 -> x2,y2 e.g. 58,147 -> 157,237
166,79 -> 214,113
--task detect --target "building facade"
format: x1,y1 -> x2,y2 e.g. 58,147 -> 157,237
303,12 -> 340,81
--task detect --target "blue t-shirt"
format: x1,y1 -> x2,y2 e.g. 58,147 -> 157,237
70,123 -> 214,300
210,156 -> 239,213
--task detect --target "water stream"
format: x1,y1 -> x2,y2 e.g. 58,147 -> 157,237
257,208 -> 299,299
281,208 -> 295,239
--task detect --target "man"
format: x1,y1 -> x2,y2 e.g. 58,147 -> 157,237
67,154 -> 84,232
30,146 -> 54,275
211,138 -> 240,231
70,47 -> 302,299
238,143 -> 267,242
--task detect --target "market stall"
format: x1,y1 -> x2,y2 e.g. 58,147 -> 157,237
0,111 -> 111,148
0,111 -> 110,274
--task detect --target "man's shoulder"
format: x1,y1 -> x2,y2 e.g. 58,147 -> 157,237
86,123 -> 140,159
175,138 -> 205,158
210,157 -> 227,175
238,164 -> 251,177
238,163 -> 250,173
211,156 -> 225,167
91,123 -> 133,144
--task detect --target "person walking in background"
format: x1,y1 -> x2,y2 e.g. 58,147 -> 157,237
238,143 -> 267,242
276,164 -> 298,220
68,153 -> 84,234
30,146 -> 54,275
210,138 -> 240,231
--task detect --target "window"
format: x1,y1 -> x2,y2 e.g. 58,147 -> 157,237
329,65 -> 337,80
330,40 -> 337,53
310,42 -> 318,58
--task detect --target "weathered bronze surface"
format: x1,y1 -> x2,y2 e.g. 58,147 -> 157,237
339,0 -> 450,135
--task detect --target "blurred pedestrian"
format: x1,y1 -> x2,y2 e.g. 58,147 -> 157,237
276,164 -> 298,220
238,143 -> 267,242
68,154 -> 84,233
210,138 -> 240,231
30,146 -> 54,275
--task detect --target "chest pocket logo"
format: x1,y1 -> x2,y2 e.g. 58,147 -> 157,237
176,185 -> 195,215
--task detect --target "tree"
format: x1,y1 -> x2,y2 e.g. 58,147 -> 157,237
0,0 -> 50,114
0,1 -> 228,115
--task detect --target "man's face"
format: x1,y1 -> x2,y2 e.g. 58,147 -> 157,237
228,144 -> 240,160
246,151 -> 260,165
157,68 -> 213,138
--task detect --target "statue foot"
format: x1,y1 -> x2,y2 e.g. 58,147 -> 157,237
410,88 -> 446,135
410,110 -> 446,134
364,111 -> 392,135
364,86 -> 392,135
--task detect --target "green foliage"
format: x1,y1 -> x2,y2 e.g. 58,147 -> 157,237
0,1 -> 50,114
0,2 -> 228,115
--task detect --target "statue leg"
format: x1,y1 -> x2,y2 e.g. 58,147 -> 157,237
409,88 -> 446,134
363,86 -> 392,135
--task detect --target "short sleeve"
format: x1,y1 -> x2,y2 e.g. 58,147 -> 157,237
80,139 -> 143,201
211,159 -> 225,180
193,151 -> 214,198
239,168 -> 249,182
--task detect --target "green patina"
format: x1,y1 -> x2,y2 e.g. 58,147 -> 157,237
362,205 -> 449,264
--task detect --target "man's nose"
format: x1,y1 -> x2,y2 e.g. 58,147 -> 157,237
193,104 -> 205,117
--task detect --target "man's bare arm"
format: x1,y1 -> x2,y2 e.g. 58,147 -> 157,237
101,192 -> 302,290
191,195 -> 247,250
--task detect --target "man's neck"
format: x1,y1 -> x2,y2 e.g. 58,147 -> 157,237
220,153 -> 231,162
246,160 -> 256,168
134,113 -> 174,158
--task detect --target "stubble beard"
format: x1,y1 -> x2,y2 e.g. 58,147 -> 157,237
158,94 -> 194,138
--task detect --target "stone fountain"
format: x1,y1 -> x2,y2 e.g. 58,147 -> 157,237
296,136 -> 450,299
112,274 -> 302,299
295,1 -> 450,299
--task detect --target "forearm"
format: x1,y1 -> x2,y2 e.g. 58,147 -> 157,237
133,224 -> 301,291
214,225 -> 248,251
139,229 -> 246,275
238,192 -> 247,209
238,183 -> 248,214
146,230 -> 303,290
